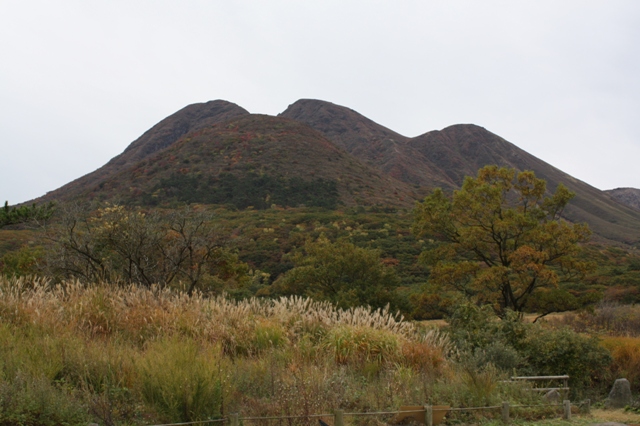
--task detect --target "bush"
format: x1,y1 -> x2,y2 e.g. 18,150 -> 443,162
517,326 -> 611,392
445,303 -> 612,395
551,303 -> 640,336
323,325 -> 400,366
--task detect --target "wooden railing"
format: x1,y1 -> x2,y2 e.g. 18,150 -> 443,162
508,375 -> 570,399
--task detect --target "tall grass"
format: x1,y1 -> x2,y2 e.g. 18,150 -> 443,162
549,302 -> 640,337
0,276 -> 460,425
600,336 -> 640,392
1,276 -> 582,425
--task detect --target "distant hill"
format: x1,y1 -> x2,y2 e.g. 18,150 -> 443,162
605,188 -> 640,211
281,99 -> 640,245
36,99 -> 640,245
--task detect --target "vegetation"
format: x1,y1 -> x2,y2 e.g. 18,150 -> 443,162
413,166 -> 592,316
271,236 -> 401,310
2,200 -> 640,318
0,200 -> 55,228
145,172 -> 339,209
3,166 -> 640,424
40,204 -> 249,294
546,303 -> 640,394
0,276 -> 449,424
446,303 -> 611,392
0,276 -> 625,426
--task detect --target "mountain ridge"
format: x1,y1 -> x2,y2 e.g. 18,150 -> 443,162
35,98 -> 640,245
605,188 -> 640,212
40,100 -> 249,201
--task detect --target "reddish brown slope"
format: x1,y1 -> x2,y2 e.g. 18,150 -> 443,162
280,99 -> 454,188
281,100 -> 640,244
39,100 -> 249,202
63,115 -> 416,208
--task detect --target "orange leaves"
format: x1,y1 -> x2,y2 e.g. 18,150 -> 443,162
413,166 -> 590,314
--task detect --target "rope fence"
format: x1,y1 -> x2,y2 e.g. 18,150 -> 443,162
144,375 -> 587,426
240,414 -> 332,421
144,399 -> 587,426
149,419 -> 226,426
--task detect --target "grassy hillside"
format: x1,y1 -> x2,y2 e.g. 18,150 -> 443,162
27,98 -> 640,245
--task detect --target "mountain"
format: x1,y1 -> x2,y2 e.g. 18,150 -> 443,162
410,124 -> 640,244
280,99 -> 454,189
41,100 -> 250,201
42,113 -> 414,209
36,98 -> 640,245
281,100 -> 640,245
605,188 -> 640,211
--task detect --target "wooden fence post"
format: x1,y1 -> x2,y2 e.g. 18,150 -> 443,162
563,400 -> 571,420
334,409 -> 344,426
424,405 -> 433,426
230,413 -> 239,426
501,401 -> 509,424
581,399 -> 591,414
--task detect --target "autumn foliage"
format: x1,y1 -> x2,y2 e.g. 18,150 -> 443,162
413,166 -> 592,315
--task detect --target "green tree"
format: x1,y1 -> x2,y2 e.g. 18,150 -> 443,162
413,166 -> 592,315
0,201 -> 55,228
273,236 -> 400,309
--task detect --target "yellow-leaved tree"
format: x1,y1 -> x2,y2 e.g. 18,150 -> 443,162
413,165 -> 592,316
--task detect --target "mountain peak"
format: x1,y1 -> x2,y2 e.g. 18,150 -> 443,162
34,98 -> 640,244
120,100 -> 249,160
39,100 -> 250,203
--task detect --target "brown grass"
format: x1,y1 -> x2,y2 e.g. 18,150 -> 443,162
545,303 -> 640,337
0,275 -> 459,424
600,336 -> 640,391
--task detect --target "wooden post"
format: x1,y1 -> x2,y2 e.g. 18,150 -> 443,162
334,409 -> 344,426
582,399 -> 591,414
501,401 -> 509,424
424,405 -> 433,426
230,413 -> 239,426
563,400 -> 571,420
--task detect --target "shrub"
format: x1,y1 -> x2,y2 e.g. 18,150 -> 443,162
399,339 -> 446,374
445,302 -> 612,395
517,326 -> 611,392
552,302 -> 640,336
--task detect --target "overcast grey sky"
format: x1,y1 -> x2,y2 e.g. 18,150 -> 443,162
2,1 -> 639,204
